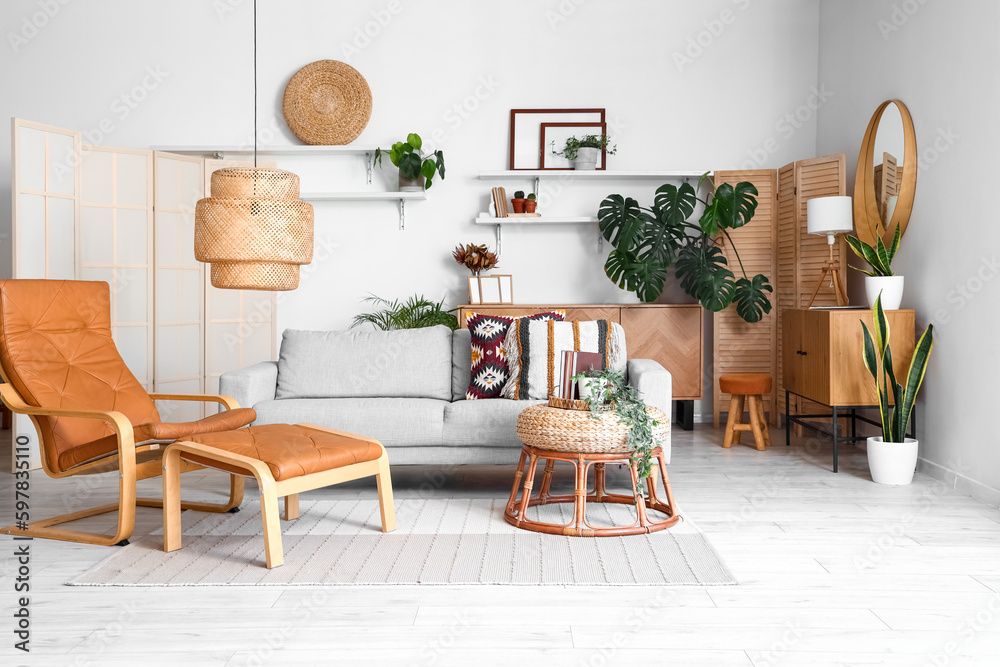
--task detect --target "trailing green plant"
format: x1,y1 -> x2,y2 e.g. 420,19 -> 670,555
552,133 -> 618,161
374,133 -> 445,189
846,224 -> 900,277
860,292 -> 933,443
572,368 -> 660,493
513,190 -> 526,200
598,173 -> 772,323
351,294 -> 458,331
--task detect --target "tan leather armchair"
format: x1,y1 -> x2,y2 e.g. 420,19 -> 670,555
0,280 -> 256,546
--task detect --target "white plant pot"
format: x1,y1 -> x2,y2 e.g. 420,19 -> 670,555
866,436 -> 919,485
573,147 -> 600,170
865,275 -> 904,310
579,377 -> 607,403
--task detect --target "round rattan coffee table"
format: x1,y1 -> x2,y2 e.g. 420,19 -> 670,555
504,404 -> 680,537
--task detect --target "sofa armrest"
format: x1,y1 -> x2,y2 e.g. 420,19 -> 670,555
627,358 -> 673,463
220,361 -> 278,412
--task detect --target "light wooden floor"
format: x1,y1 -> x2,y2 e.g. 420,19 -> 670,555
2,424 -> 1000,666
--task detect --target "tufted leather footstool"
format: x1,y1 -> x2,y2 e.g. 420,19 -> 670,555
162,423 -> 396,568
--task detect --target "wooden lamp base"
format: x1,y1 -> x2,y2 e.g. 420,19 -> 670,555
805,240 -> 849,307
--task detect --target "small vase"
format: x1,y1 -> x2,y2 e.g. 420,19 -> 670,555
573,147 -> 600,170
511,198 -> 526,213
525,200 -> 537,213
399,173 -> 426,192
865,275 -> 905,310
867,436 -> 919,485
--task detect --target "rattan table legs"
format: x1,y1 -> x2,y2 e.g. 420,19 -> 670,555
503,444 -> 680,537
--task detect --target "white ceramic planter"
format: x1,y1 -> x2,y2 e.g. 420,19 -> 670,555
398,173 -> 426,192
865,275 -> 904,310
866,436 -> 919,485
573,147 -> 600,170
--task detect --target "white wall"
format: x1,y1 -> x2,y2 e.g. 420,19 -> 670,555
817,0 -> 1000,503
0,0 -> 822,419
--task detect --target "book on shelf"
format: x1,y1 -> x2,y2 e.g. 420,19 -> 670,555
557,350 -> 605,399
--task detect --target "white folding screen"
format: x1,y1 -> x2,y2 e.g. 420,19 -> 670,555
10,119 -> 81,470
202,159 -> 278,396
80,145 -> 154,388
152,151 -> 206,422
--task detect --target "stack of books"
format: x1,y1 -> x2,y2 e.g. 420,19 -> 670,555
557,350 -> 604,399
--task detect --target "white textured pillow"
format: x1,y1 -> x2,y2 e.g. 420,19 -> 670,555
501,319 -> 626,400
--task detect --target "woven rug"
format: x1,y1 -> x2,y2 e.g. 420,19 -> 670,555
69,499 -> 736,586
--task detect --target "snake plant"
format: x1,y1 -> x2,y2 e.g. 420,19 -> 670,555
860,293 -> 933,443
846,224 -> 900,277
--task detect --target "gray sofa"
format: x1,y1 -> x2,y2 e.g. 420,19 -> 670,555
220,325 -> 672,465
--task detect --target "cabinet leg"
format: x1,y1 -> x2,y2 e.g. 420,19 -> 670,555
832,406 -> 839,473
674,400 -> 694,431
785,391 -> 791,447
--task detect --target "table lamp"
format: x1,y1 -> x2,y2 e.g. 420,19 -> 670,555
806,195 -> 853,307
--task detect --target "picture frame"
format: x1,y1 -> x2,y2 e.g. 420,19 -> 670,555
468,275 -> 514,305
539,121 -> 608,170
508,108 -> 606,170
467,276 -> 481,304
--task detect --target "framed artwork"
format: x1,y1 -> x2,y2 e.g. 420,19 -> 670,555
508,108 -> 606,170
540,121 -> 608,170
468,275 -> 514,304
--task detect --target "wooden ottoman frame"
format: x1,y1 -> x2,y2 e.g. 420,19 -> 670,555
163,424 -> 396,569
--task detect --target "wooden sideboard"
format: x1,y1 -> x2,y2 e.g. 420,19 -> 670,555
782,308 -> 915,407
457,304 -> 703,401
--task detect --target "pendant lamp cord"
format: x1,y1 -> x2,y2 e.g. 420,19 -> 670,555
253,0 -> 257,169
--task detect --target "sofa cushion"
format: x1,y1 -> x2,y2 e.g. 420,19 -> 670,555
442,398 -> 545,448
463,311 -> 564,400
276,326 -> 453,400
251,397 -> 446,447
452,329 -> 472,401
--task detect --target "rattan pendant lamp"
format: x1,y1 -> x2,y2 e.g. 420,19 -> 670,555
194,0 -> 313,291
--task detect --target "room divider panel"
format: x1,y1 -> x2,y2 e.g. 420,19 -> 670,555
10,119 -> 277,469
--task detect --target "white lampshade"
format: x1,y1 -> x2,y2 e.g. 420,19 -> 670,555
807,196 -> 854,237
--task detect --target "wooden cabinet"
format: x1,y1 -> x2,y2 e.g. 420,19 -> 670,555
782,308 -> 915,406
458,304 -> 703,400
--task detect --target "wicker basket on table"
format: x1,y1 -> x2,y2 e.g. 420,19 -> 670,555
517,404 -> 669,454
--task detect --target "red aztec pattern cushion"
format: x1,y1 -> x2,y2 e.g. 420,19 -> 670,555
465,311 -> 564,400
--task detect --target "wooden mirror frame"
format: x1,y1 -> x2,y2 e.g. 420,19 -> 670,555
853,99 -> 917,248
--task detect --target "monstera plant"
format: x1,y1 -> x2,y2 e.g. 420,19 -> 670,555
597,175 -> 772,323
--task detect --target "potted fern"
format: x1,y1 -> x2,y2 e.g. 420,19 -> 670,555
860,292 -> 933,485
846,225 -> 904,309
351,294 -> 458,330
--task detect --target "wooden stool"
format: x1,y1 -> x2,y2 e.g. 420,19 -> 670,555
720,373 -> 772,451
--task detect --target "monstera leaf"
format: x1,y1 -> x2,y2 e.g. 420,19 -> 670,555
652,182 -> 697,226
713,182 -> 759,230
598,195 -> 648,251
733,274 -> 773,323
676,244 -> 735,310
605,248 -> 668,303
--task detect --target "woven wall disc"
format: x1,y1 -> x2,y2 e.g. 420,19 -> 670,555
282,60 -> 372,145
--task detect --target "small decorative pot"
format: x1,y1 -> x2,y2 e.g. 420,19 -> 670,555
573,147 -> 600,170
865,275 -> 904,310
579,377 -> 607,403
867,436 -> 919,485
510,198 -> 526,213
399,173 -> 426,192
525,200 -> 537,213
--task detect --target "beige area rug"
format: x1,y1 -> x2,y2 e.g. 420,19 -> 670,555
69,499 -> 736,586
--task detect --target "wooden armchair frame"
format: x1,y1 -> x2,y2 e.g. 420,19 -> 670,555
0,384 -> 245,547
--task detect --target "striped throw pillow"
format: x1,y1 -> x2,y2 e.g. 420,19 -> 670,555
500,319 -> 627,400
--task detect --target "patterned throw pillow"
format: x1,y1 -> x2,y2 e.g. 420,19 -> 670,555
465,311 -> 565,400
501,319 -> 628,400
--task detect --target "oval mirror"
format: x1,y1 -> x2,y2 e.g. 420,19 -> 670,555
853,100 -> 917,249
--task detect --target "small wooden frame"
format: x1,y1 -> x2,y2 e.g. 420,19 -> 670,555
508,108 -> 606,170
467,274 -> 513,305
163,424 -> 396,569
539,121 -> 608,170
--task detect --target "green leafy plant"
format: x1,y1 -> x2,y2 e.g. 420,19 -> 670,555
552,133 -> 618,161
351,294 -> 458,331
846,224 -> 901,277
860,292 -> 933,443
572,368 -> 661,493
374,133 -> 445,190
598,174 -> 773,323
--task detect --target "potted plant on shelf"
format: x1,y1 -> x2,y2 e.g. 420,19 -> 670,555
453,242 -> 499,275
846,225 -> 903,309
525,192 -> 538,213
597,174 -> 772,323
860,293 -> 933,485
552,134 -> 617,170
510,190 -> 527,214
374,133 -> 445,191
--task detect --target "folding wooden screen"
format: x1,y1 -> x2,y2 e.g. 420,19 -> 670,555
712,169 -> 779,427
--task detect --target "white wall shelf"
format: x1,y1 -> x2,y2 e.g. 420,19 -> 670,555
474,214 -> 600,253
479,170 -> 709,180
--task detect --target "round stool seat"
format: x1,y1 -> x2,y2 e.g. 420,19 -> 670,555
719,373 -> 772,395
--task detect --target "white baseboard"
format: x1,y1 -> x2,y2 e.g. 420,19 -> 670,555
917,457 -> 1000,508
